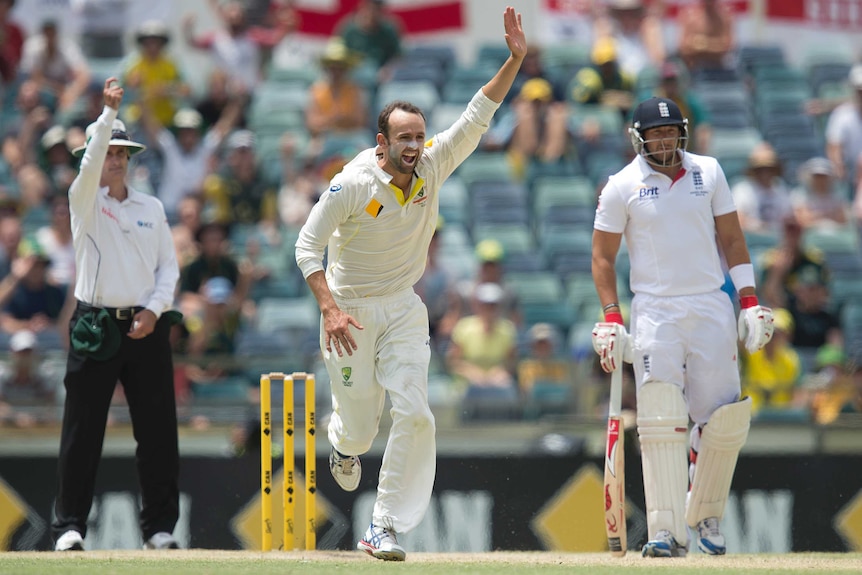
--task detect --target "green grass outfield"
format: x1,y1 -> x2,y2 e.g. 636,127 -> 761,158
0,551 -> 860,575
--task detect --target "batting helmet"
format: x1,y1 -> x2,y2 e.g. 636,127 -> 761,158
628,97 -> 689,166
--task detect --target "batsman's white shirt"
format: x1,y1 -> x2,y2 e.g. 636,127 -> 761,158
595,152 -> 742,424
70,106 -> 179,317
296,90 -> 500,533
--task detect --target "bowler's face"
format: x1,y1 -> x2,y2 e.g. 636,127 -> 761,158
379,109 -> 426,176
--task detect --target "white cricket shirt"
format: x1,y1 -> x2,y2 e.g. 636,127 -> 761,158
296,90 -> 500,299
69,106 -> 180,317
594,151 -> 737,297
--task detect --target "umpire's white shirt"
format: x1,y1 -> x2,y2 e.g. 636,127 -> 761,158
594,151 -> 737,297
296,90 -> 501,296
69,106 -> 179,317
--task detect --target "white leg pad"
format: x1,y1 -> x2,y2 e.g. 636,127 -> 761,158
637,382 -> 690,544
686,397 -> 752,527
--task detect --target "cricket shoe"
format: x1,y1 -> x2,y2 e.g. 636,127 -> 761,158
357,524 -> 406,561
695,517 -> 726,555
642,529 -> 688,558
144,531 -> 180,550
330,447 -> 361,492
54,530 -> 84,551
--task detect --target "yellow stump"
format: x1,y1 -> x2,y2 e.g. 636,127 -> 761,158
304,373 -> 316,551
283,374 -> 295,550
259,374 -> 272,552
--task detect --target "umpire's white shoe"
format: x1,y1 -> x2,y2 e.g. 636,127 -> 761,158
54,530 -> 84,551
695,517 -> 726,555
642,529 -> 688,558
329,448 -> 361,492
144,531 -> 180,550
357,524 -> 406,561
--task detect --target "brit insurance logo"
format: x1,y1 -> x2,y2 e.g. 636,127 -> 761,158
341,367 -> 353,387
638,185 -> 659,200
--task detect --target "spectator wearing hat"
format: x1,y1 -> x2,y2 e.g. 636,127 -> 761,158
184,276 -> 244,381
571,36 -> 636,117
446,282 -> 520,416
0,328 -> 61,427
123,20 -> 191,128
785,264 -> 842,352
306,39 -> 369,150
731,142 -> 794,234
20,19 -> 91,112
336,0 -> 403,83
52,79 -> 182,552
38,125 -> 76,193
825,64 -> 862,186
451,239 -> 521,329
790,157 -> 850,230
652,60 -> 712,155
740,308 -> 803,417
808,347 -> 860,425
517,322 -> 576,418
483,76 -> 572,179
677,0 -> 735,73
139,96 -> 243,221
594,0 -> 665,79
0,236 -> 66,336
202,129 -> 279,228
760,216 -> 831,310
178,221 -> 241,317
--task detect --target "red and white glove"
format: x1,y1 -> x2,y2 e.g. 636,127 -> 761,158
592,312 -> 633,373
737,295 -> 775,354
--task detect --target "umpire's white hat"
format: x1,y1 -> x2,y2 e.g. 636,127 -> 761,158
71,119 -> 147,158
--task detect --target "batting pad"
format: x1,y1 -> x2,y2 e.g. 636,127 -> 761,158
637,382 -> 689,543
686,397 -> 751,527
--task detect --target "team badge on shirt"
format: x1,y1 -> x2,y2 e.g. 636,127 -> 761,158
341,367 -> 353,387
365,198 -> 384,217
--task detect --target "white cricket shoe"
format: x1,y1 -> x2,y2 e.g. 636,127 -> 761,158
642,529 -> 688,558
329,448 -> 361,492
357,524 -> 406,561
695,517 -> 726,555
54,530 -> 84,551
144,531 -> 180,550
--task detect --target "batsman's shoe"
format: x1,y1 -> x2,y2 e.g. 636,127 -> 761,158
695,517 -> 726,555
144,531 -> 180,550
357,524 -> 406,561
54,530 -> 84,551
330,447 -> 361,492
642,530 -> 687,558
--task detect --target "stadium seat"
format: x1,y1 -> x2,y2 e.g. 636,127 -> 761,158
375,80 -> 440,114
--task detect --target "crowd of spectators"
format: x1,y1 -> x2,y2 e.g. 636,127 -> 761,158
0,0 -> 860,431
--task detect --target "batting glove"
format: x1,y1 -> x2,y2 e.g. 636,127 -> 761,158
591,321 -> 633,373
737,296 -> 775,354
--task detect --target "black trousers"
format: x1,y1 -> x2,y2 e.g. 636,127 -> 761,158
52,303 -> 179,542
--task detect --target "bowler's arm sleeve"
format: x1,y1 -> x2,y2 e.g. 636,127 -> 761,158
295,180 -> 357,279
146,208 -> 180,318
69,105 -> 116,219
425,90 -> 501,179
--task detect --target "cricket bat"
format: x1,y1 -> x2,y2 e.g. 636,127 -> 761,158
604,367 -> 626,556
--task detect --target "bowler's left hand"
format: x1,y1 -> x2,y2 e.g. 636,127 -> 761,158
503,6 -> 527,60
128,309 -> 158,339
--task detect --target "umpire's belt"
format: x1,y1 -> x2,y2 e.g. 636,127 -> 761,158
77,301 -> 144,321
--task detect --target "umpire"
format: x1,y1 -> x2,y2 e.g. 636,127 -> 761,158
52,78 -> 182,551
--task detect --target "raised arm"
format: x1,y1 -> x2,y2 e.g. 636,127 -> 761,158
481,7 -> 527,104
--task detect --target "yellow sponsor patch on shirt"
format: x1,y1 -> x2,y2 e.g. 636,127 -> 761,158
365,198 -> 383,218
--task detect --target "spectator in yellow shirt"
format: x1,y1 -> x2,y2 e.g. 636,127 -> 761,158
742,308 -> 802,416
123,20 -> 191,126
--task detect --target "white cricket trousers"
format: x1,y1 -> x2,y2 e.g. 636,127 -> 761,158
322,288 -> 435,534
630,289 -> 742,425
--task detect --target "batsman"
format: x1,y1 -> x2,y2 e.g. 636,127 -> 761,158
590,97 -> 775,557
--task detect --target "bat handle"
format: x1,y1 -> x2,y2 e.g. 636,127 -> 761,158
609,367 -> 623,417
